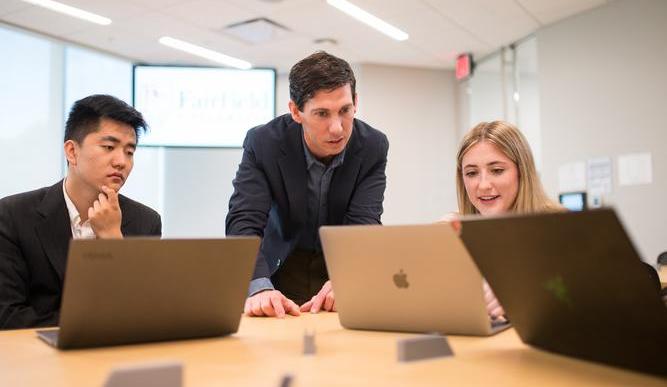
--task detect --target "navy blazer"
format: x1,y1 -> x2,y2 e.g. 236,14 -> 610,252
0,180 -> 162,329
226,114 -> 389,289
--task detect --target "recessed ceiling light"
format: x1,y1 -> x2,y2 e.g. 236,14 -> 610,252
20,0 -> 111,25
326,0 -> 408,41
224,18 -> 289,45
158,36 -> 252,70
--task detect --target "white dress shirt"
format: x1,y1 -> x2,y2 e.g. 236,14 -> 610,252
63,180 -> 96,240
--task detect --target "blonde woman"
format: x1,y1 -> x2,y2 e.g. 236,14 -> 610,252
442,120 -> 561,321
456,121 -> 560,216
447,121 -> 664,316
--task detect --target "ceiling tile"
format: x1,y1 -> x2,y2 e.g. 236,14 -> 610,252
1,0 -> 614,71
121,0 -> 191,11
517,0 -> 607,26
2,6 -> 102,36
423,0 -> 540,48
159,0 -> 257,30
226,0 -> 315,14
0,0 -> 31,17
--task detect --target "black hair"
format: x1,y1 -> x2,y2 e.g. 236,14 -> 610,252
288,51 -> 356,111
64,94 -> 147,144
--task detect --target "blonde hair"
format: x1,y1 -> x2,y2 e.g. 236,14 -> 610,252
456,121 -> 561,215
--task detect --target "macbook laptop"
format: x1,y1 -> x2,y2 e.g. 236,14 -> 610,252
460,208 -> 667,376
37,237 -> 260,349
319,224 -> 510,336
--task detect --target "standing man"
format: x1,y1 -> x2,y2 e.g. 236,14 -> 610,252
0,94 -> 162,329
227,51 -> 389,318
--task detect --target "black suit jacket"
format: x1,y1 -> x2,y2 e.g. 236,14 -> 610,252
226,114 -> 389,284
0,180 -> 161,329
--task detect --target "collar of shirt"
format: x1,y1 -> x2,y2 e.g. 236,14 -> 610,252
62,179 -> 96,240
301,131 -> 346,170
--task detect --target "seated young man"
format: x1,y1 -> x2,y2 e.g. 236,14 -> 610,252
0,94 -> 162,329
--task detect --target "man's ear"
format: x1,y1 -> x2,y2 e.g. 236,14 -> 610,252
63,140 -> 78,166
288,100 -> 302,124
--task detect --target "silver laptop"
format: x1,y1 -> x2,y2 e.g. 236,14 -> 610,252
320,224 -> 510,336
37,237 -> 259,349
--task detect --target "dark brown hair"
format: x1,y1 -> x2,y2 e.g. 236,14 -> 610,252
65,94 -> 147,144
289,51 -> 356,111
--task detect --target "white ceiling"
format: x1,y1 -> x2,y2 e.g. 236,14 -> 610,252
0,0 -> 607,72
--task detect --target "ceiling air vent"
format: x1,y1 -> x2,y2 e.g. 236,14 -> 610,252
223,17 -> 290,44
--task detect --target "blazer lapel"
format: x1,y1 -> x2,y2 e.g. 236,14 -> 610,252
119,195 -> 133,234
35,180 -> 72,282
277,121 -> 308,226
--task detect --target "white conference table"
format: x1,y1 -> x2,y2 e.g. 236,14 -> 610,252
0,313 -> 665,386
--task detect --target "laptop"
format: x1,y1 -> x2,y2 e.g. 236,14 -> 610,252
319,224 -> 510,336
37,237 -> 260,349
460,208 -> 667,376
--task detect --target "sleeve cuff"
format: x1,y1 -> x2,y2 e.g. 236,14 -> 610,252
248,277 -> 274,296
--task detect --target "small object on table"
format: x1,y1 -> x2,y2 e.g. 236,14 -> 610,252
397,334 -> 454,362
303,329 -> 316,355
103,361 -> 182,387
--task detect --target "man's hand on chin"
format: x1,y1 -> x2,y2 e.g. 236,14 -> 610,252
89,185 -> 123,239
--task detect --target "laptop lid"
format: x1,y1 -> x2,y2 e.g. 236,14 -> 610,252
460,208 -> 667,376
320,223 -> 508,336
50,237 -> 259,349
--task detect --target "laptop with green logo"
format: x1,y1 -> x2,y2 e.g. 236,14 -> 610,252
460,208 -> 667,377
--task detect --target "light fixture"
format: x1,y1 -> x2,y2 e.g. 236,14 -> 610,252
223,18 -> 289,45
20,0 -> 111,25
326,0 -> 408,41
158,37 -> 252,70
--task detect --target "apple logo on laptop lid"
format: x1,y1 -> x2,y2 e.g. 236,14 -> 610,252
393,269 -> 409,289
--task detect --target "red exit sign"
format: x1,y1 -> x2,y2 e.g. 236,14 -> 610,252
456,53 -> 473,80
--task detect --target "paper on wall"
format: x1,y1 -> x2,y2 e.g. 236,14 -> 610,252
587,157 -> 612,194
618,152 -> 652,186
558,161 -> 586,192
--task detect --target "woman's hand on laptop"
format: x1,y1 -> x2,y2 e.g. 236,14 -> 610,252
300,280 -> 336,313
244,290 -> 300,318
484,280 -> 506,322
437,212 -> 462,236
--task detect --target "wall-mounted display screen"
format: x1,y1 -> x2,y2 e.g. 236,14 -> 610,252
133,65 -> 276,147
559,191 -> 587,211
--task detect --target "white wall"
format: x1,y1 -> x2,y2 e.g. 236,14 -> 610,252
160,148 -> 242,237
357,64 -> 459,224
468,54 -> 504,127
537,0 -> 667,264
